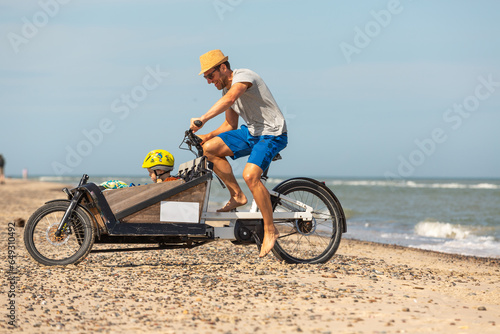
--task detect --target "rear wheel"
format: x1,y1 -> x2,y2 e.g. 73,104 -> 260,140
271,179 -> 343,264
24,201 -> 95,266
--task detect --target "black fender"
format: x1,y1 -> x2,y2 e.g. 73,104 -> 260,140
45,199 -> 101,238
271,177 -> 347,233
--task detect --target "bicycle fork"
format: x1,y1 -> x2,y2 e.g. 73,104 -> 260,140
55,174 -> 89,237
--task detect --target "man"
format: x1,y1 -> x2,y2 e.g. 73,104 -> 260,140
190,49 -> 288,258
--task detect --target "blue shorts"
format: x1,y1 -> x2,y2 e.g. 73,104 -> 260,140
217,125 -> 288,172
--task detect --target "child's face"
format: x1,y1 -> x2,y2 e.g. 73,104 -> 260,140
147,168 -> 170,183
147,168 -> 158,183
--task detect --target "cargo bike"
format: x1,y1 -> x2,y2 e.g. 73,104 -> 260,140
24,128 -> 346,266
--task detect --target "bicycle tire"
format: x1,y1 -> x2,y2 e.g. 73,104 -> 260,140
24,201 -> 95,266
271,179 -> 343,264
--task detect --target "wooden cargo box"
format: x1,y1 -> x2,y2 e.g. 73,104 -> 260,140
102,180 -> 207,224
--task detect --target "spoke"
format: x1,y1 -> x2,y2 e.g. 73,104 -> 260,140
42,215 -> 53,230
311,210 -> 330,217
315,234 -> 330,248
278,231 -> 298,239
279,200 -> 302,212
291,234 -> 303,254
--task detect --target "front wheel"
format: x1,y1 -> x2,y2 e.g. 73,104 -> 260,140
271,179 -> 343,264
24,201 -> 95,266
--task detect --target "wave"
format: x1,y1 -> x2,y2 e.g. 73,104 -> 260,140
329,180 -> 398,187
410,236 -> 500,258
327,179 -> 500,190
470,183 -> 500,189
414,220 -> 483,240
407,181 -> 500,189
38,176 -> 78,183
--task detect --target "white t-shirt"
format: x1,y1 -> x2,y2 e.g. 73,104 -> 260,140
223,69 -> 287,136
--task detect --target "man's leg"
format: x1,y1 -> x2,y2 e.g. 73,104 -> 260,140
203,137 -> 247,211
243,163 -> 279,257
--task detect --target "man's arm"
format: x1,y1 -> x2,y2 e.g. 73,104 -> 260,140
197,108 -> 238,143
190,82 -> 250,131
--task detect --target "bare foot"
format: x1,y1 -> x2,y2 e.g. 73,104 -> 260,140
217,196 -> 247,212
259,228 -> 280,257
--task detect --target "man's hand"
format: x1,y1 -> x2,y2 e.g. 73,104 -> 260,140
196,133 -> 211,144
190,118 -> 204,132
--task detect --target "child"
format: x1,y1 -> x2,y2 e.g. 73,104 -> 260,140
142,149 -> 179,183
100,149 -> 178,189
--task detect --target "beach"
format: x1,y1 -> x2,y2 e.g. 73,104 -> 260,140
1,179 -> 499,333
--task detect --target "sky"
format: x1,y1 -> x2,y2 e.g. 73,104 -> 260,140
1,0 -> 499,179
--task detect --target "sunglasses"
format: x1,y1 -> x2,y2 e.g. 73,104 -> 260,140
203,65 -> 221,80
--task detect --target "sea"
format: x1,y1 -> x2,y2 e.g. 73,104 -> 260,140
34,175 -> 500,259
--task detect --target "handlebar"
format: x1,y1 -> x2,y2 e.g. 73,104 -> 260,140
180,125 -> 204,157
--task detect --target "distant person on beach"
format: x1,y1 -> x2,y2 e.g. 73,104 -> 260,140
0,154 -> 5,184
100,149 -> 179,189
190,49 -> 287,258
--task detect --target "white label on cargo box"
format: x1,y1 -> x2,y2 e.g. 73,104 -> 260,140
160,201 -> 199,223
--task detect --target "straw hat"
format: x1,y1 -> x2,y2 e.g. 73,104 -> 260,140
198,49 -> 228,75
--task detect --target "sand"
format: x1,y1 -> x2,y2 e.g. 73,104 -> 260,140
1,178 -> 499,333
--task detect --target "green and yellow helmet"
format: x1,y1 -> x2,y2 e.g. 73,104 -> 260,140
142,150 -> 174,172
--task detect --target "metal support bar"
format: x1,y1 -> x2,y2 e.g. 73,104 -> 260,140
202,211 -> 312,221
108,222 -> 213,236
268,190 -> 311,211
